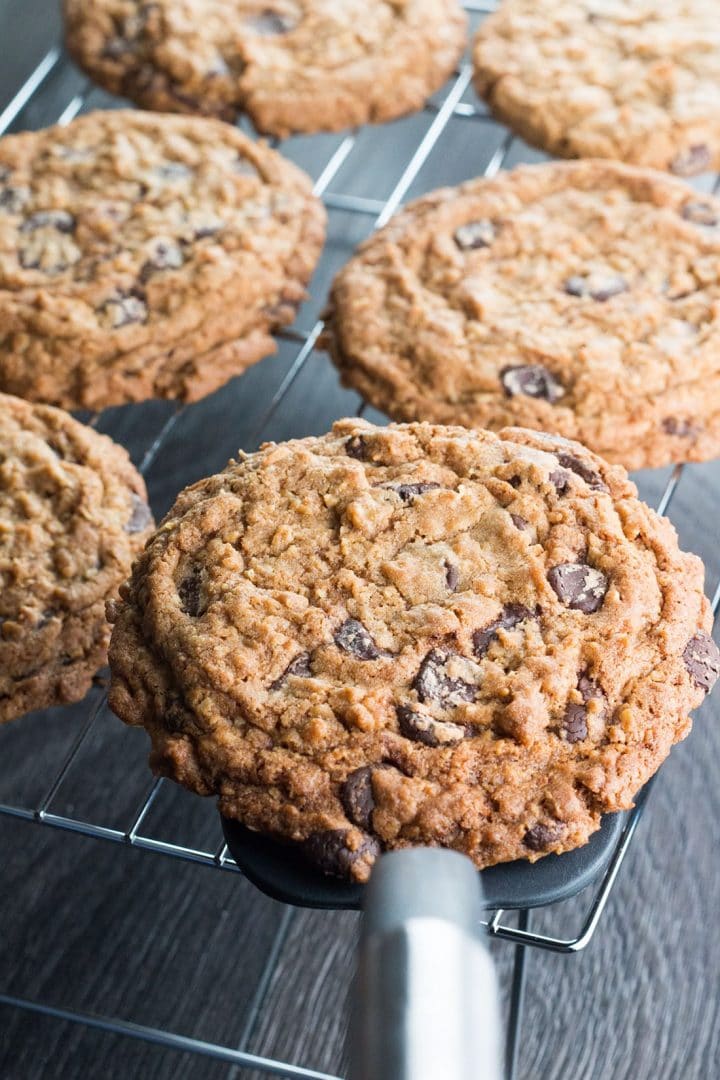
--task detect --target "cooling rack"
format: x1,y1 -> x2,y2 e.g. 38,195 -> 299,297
1,4 -> 719,1078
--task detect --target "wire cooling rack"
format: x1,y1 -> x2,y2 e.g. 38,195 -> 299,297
1,4 -> 719,1078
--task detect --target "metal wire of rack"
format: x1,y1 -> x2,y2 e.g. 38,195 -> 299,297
1,3 -> 719,1078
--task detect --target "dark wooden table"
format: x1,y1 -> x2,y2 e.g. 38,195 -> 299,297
1,3 -> 719,1078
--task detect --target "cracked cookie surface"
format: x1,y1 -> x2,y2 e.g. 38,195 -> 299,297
64,0 -> 467,137
322,160 -> 720,470
473,0 -> 720,174
0,393 -> 153,723
0,110 -> 325,410
107,419 -> 718,881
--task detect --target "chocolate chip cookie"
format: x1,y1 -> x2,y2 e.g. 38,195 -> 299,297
322,160 -> 720,471
107,419 -> 718,882
0,393 -> 153,723
473,0 -> 720,175
64,0 -> 467,138
0,110 -> 325,410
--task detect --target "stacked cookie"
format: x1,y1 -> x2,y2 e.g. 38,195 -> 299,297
473,0 -> 720,175
0,394 -> 153,723
0,110 -> 326,410
63,0 -> 468,137
108,419 -> 720,880
322,159 -> 720,470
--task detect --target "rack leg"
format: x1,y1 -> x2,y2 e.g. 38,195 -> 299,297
505,910 -> 530,1080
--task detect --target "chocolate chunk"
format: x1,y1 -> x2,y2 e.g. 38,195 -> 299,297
345,434 -> 371,460
382,482 -> 441,503
140,239 -> 184,281
341,766 -> 383,831
0,185 -> 29,213
523,821 -> 564,852
556,452 -> 608,492
335,619 -> 386,660
548,563 -> 608,613
178,568 -> 203,617
562,672 -> 605,743
126,492 -> 152,534
412,649 -> 477,707
155,161 -> 192,181
445,560 -> 459,591
245,10 -> 297,35
671,144 -> 712,176
100,292 -> 148,329
193,221 -> 222,240
681,200 -> 718,228
21,210 -> 75,233
270,651 -> 312,690
454,219 -> 495,250
510,513 -> 528,531
302,829 -> 380,880
500,364 -> 564,404
396,704 -> 467,747
662,417 -> 697,438
473,603 -> 536,657
683,632 -> 720,692
563,272 -> 628,301
549,469 -> 570,494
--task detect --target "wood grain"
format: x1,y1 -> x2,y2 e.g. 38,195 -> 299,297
0,4 -> 719,1078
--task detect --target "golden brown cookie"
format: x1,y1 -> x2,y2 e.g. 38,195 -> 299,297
0,393 -> 153,723
473,0 -> 720,174
64,0 -> 468,137
0,110 -> 325,410
107,419 -> 719,882
322,160 -> 720,470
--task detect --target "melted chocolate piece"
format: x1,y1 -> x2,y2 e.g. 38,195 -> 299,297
562,672 -> 605,743
270,651 -> 313,690
671,144 -> 712,177
445,560 -> 459,591
555,452 -> 608,492
473,604 -> 536,658
501,365 -> 564,403
382,482 -> 441,503
245,9 -> 297,35
547,563 -> 608,614
681,200 -> 718,227
341,766 -> 389,831
345,435 -> 372,460
683,632 -> 720,692
564,272 -> 627,302
101,292 -> 149,328
21,210 -> 75,233
140,239 -> 184,281
454,219 -> 495,250
125,492 -> 152,534
0,184 -> 29,213
662,417 -> 697,438
523,821 -> 564,852
396,705 -> 467,747
412,649 -> 477,707
302,829 -> 380,879
178,568 -> 203,617
335,619 -> 386,660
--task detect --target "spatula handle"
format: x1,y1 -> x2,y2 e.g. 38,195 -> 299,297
348,848 -> 503,1080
